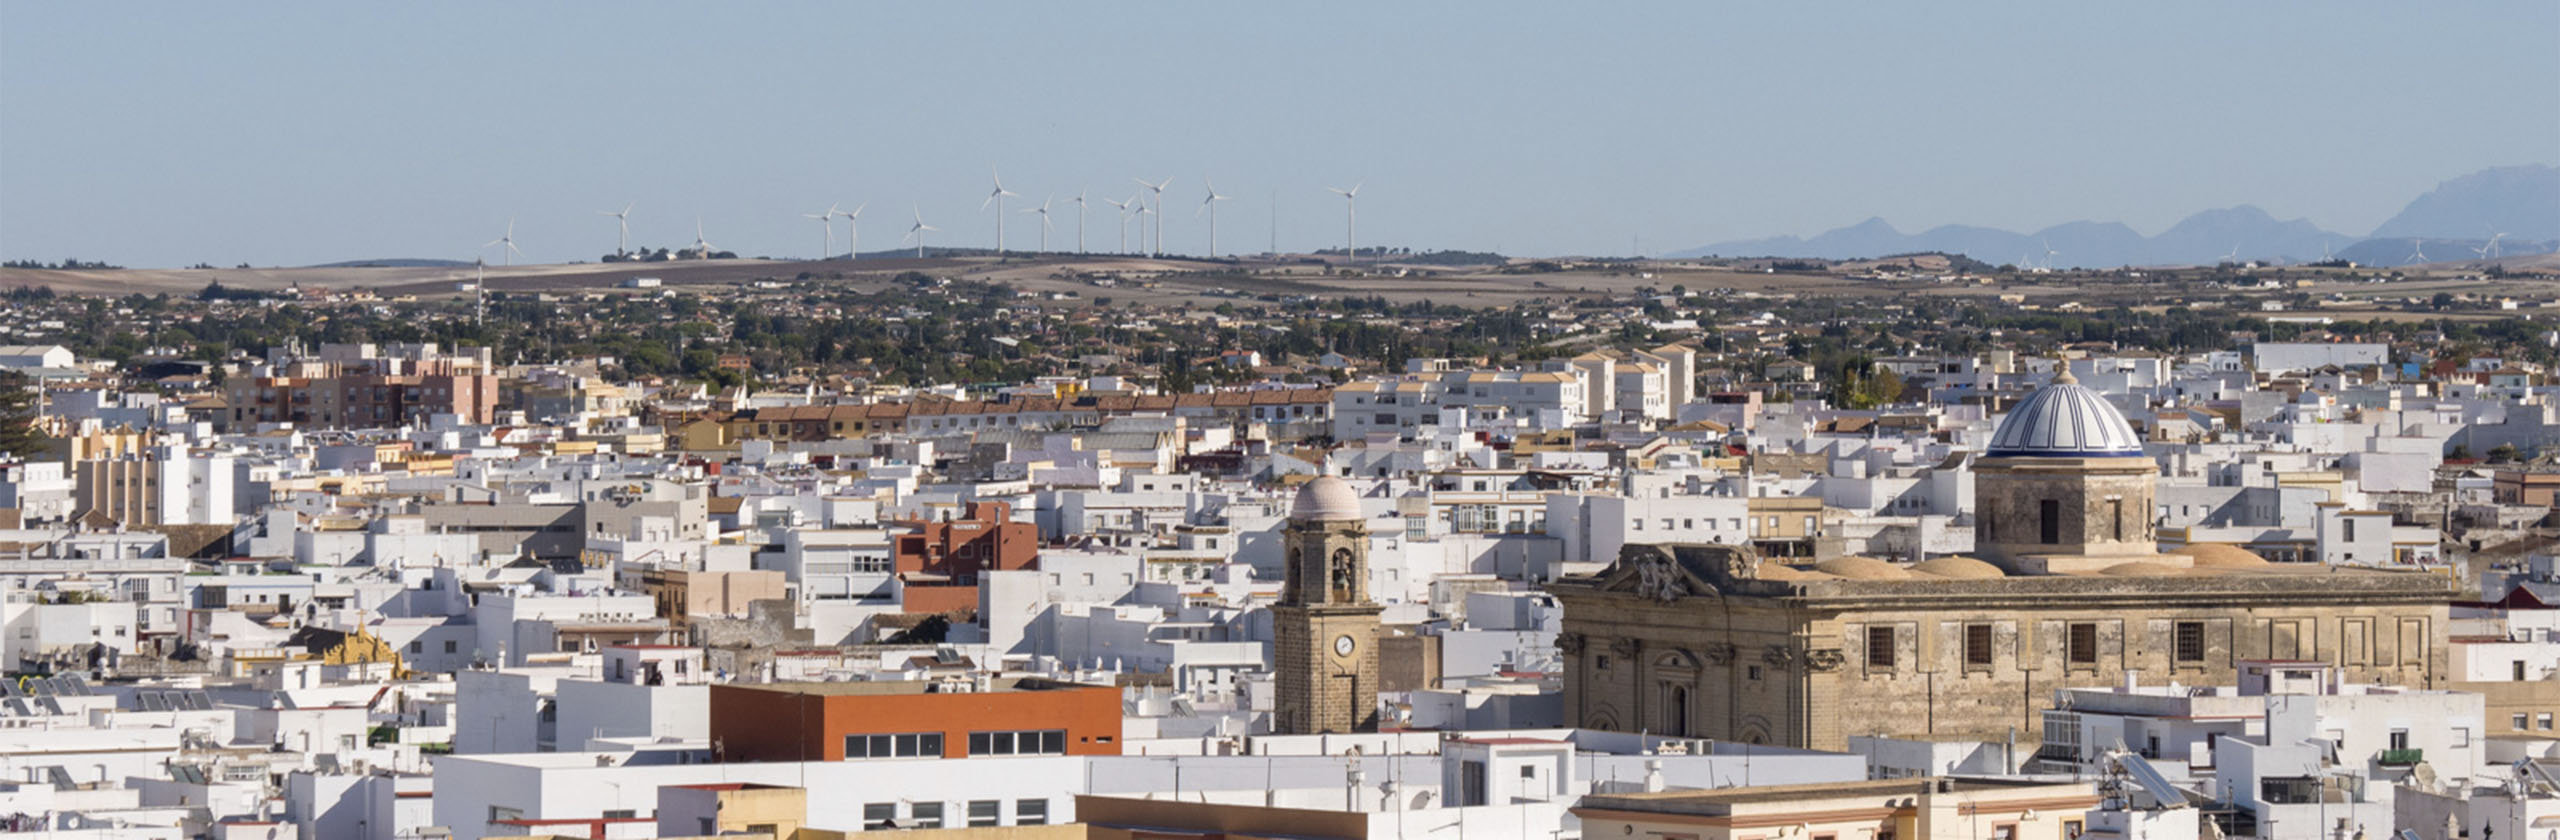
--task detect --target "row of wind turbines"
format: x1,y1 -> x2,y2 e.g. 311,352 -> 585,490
477,172 -> 1373,267
884,170 -> 1367,261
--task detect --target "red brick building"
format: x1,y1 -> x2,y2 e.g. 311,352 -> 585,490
894,501 -> 1040,613
708,679 -> 1122,763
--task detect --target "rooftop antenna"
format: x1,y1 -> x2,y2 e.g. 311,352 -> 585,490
597,202 -> 632,257
983,168 -> 1019,254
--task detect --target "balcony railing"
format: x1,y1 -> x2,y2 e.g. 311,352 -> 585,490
2378,748 -> 2424,766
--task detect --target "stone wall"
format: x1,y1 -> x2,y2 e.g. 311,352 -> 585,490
1556,543 -> 2457,752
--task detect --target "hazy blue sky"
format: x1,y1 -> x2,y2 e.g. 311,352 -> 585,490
4,2 -> 2554,268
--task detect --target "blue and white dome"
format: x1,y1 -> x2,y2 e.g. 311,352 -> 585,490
1985,371 -> 2145,458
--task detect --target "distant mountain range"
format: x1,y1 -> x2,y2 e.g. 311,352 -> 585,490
1672,164 -> 2559,268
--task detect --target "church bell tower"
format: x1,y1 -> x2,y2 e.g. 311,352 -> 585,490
1272,476 -> 1384,734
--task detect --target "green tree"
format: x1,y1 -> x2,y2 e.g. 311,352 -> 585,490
0,373 -> 49,459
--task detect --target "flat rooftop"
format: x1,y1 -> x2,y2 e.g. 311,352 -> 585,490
1580,778 -> 2090,816
717,677 -> 1099,696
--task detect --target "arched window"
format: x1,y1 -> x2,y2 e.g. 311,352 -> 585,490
1328,548 -> 1358,601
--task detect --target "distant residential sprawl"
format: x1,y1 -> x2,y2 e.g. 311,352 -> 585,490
2,251 -> 2560,839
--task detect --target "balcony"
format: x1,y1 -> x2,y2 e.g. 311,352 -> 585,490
2377,748 -> 2424,766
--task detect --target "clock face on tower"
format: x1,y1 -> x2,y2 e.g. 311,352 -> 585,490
1334,635 -> 1356,657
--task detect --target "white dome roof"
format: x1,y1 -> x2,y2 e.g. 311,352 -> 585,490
1291,476 -> 1364,522
1986,372 -> 2145,458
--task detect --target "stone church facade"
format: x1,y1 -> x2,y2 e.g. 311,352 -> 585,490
1551,544 -> 2455,751
1554,371 -> 2456,752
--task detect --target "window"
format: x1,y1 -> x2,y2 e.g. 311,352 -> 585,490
408,641 -> 422,654
2342,518 -> 2356,542
1746,665 -> 1762,681
601,809 -> 635,819
910,802 -> 943,829
845,732 -> 944,759
864,803 -> 897,830
2517,660 -> 2529,681
2039,499 -> 2061,544
2064,819 -> 2085,840
444,640 -> 458,654
1991,824 -> 2016,840
2539,713 -> 2553,730
2260,777 -> 2319,804
2514,713 -> 2530,730
1965,623 -> 1994,666
2387,729 -> 2409,751
2174,622 -> 2205,663
2068,623 -> 2099,665
968,729 -> 1067,756
1016,799 -> 1049,826
967,800 -> 1001,827
1866,626 -> 1896,668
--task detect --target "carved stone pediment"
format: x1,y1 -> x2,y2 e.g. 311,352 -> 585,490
1597,545 -> 1760,603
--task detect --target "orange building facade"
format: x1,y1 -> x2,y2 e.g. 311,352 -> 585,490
893,500 -> 1041,613
708,679 -> 1122,763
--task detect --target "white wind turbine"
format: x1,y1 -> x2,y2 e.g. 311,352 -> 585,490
841,203 -> 866,259
803,203 -> 841,260
1066,191 -> 1089,254
904,205 -> 939,259
2221,243 -> 2240,265
2040,238 -> 2058,271
2407,238 -> 2428,265
598,202 -> 633,256
1104,196 -> 1136,253
484,219 -> 524,266
1198,178 -> 1232,258
1020,196 -> 1055,253
983,169 -> 1019,254
2477,225 -> 2507,260
691,217 -> 717,257
1327,181 -> 1362,265
1134,177 -> 1172,257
